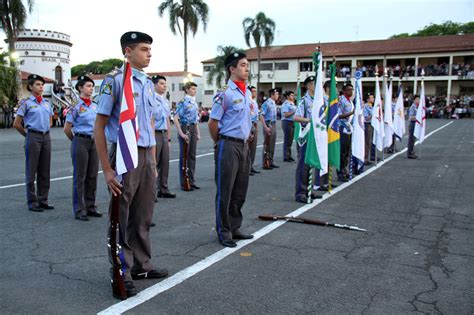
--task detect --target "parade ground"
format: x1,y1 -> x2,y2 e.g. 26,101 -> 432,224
0,119 -> 473,314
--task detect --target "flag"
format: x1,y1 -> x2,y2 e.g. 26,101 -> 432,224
414,80 -> 426,142
351,71 -> 365,172
383,80 -> 393,148
294,80 -> 302,141
116,62 -> 139,175
327,63 -> 340,170
371,75 -> 384,151
305,51 -> 328,174
392,84 -> 405,139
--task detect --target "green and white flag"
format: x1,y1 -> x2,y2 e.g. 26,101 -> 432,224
304,51 -> 328,175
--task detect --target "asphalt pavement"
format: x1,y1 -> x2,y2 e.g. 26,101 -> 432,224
0,119 -> 472,314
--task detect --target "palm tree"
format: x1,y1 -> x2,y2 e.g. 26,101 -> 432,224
0,0 -> 34,62
207,45 -> 244,89
242,12 -> 275,98
158,0 -> 209,73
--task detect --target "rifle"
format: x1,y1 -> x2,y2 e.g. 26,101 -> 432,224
258,214 -> 366,232
181,128 -> 192,191
108,189 -> 127,300
262,123 -> 272,169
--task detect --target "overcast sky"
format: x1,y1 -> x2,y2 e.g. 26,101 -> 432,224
1,0 -> 472,74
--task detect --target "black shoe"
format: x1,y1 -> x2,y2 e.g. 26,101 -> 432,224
87,209 -> 103,217
289,157 -> 295,162
29,206 -> 43,212
249,172 -> 254,176
311,193 -> 323,199
270,164 -> 280,168
123,280 -> 138,298
338,177 -> 349,182
407,154 -> 418,159
191,184 -> 200,190
318,186 -> 328,192
364,161 -> 372,166
233,232 -> 254,240
75,215 -> 89,221
158,192 -> 176,198
331,183 -> 339,188
251,168 -> 261,174
220,239 -> 237,247
150,222 -> 156,227
131,268 -> 169,280
39,203 -> 54,210
296,197 -> 312,204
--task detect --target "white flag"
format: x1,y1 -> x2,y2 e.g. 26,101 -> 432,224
310,52 -> 328,175
392,85 -> 405,139
351,71 -> 365,171
371,75 -> 384,151
414,80 -> 426,142
383,81 -> 393,148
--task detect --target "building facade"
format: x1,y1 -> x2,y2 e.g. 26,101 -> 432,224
201,34 -> 474,107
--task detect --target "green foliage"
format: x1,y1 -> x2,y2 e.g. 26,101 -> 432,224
0,0 -> 34,56
390,21 -> 474,38
242,12 -> 276,49
71,58 -> 123,77
0,51 -> 18,106
206,46 -> 244,88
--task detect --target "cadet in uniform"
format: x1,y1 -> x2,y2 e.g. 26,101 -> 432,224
293,76 -> 322,203
363,94 -> 375,165
64,75 -> 102,221
337,84 -> 355,182
94,31 -> 168,298
13,74 -> 54,212
407,95 -> 419,159
173,82 -> 201,190
260,88 -> 279,169
151,75 -> 176,198
208,52 -> 254,247
281,91 -> 296,162
248,85 -> 261,175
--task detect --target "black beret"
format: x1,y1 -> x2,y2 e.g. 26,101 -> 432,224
75,75 -> 95,91
304,76 -> 315,85
268,88 -> 278,94
120,31 -> 153,49
151,75 -> 166,84
27,74 -> 45,84
224,52 -> 247,68
248,85 -> 256,90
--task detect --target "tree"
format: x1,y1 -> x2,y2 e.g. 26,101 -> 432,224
0,50 -> 18,107
206,45 -> 244,89
390,21 -> 474,39
242,12 -> 275,99
71,58 -> 123,77
0,0 -> 34,62
158,0 -> 209,73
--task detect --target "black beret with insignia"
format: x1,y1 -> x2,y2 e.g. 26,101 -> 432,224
248,85 -> 256,91
151,75 -> 166,84
120,31 -> 153,51
27,74 -> 45,91
268,88 -> 278,95
304,76 -> 316,85
75,75 -> 95,91
224,52 -> 247,68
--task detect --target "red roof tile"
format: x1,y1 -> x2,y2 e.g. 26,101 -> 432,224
202,34 -> 474,63
72,71 -> 202,81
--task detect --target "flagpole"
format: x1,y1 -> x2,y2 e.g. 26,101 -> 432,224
419,70 -> 424,160
374,67 -> 379,166
382,67 -> 389,161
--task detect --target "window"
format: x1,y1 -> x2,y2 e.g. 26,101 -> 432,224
204,90 -> 214,95
41,51 -> 46,56
275,62 -> 289,70
203,65 -> 214,72
172,83 -> 175,92
300,62 -> 313,72
179,83 -> 184,91
260,63 -> 273,71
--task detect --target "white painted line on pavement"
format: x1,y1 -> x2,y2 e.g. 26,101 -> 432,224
0,141 -> 283,190
98,121 -> 453,314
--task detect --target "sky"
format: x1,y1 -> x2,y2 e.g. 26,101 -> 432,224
1,0 -> 473,74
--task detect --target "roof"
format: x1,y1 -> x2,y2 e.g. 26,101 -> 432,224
72,71 -> 202,81
202,34 -> 474,63
20,71 -> 55,83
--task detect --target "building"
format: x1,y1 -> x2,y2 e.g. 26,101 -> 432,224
13,29 -> 72,99
71,71 -> 203,109
201,34 -> 474,106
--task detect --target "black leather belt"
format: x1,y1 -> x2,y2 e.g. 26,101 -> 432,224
155,129 -> 167,133
219,135 -> 246,143
28,129 -> 49,135
74,133 -> 92,139
183,123 -> 196,126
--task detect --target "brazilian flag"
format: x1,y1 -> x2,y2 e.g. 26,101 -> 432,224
327,63 -> 340,170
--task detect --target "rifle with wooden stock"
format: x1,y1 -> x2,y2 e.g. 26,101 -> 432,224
108,189 -> 127,300
258,214 -> 367,232
181,128 -> 192,191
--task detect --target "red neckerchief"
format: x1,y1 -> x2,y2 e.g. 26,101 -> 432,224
35,96 -> 43,104
233,81 -> 246,95
80,97 -> 91,106
344,95 -> 351,102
